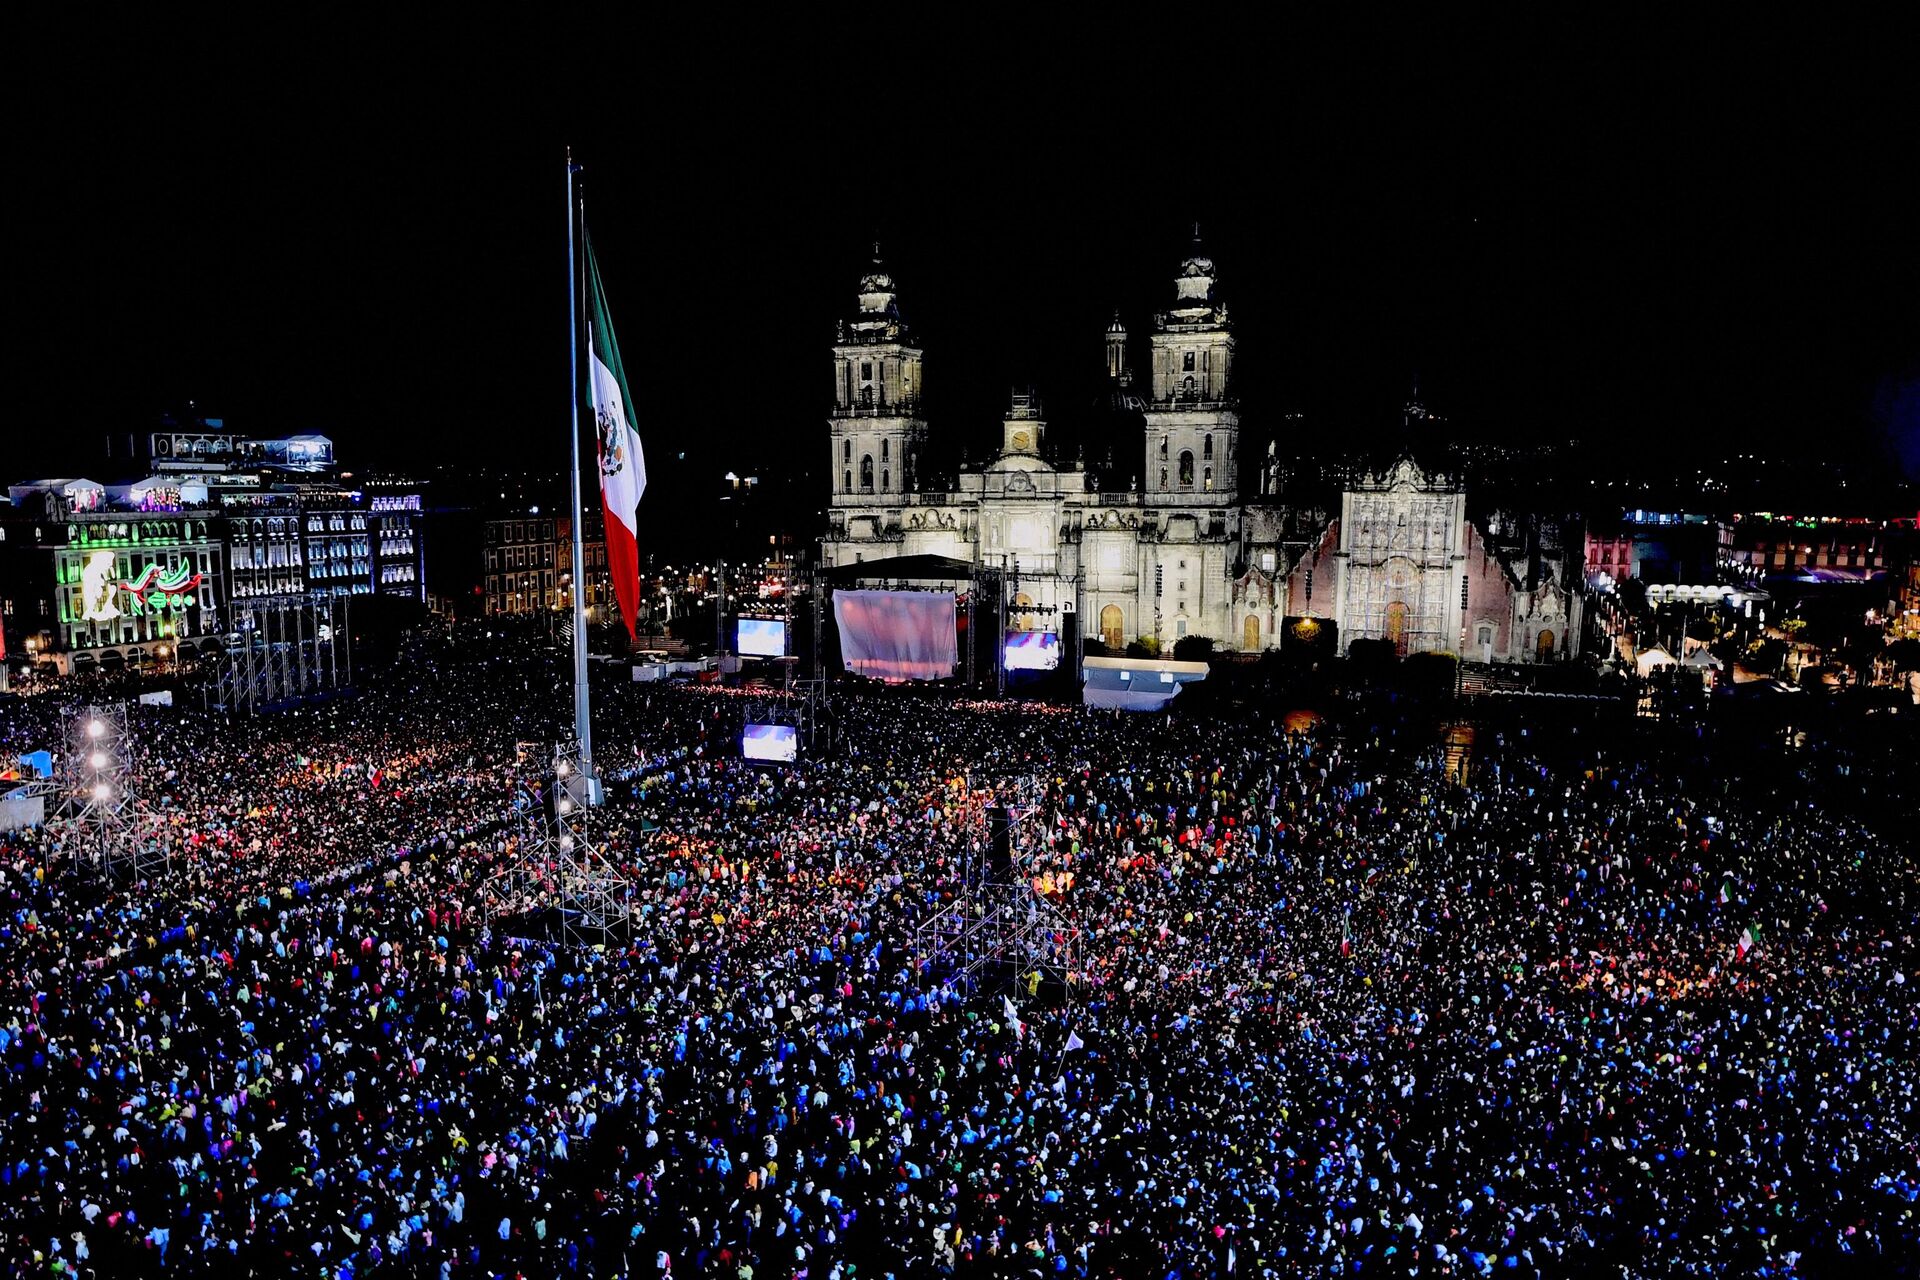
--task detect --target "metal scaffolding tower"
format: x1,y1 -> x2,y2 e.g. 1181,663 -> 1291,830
915,775 -> 1081,992
58,704 -> 166,878
485,739 -> 630,947
207,594 -> 350,714
549,739 -> 630,946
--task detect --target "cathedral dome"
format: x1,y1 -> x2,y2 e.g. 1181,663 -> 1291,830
859,268 -> 896,295
1178,254 -> 1216,279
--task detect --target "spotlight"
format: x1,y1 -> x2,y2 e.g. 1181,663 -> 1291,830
90,752 -> 107,769
92,782 -> 113,802
558,797 -> 573,815
556,760 -> 570,777
88,720 -> 105,739
558,835 -> 575,853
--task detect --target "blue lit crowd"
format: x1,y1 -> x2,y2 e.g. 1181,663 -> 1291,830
1,627 -> 1915,1278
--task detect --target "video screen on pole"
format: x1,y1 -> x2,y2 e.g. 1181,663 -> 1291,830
833,590 -> 958,681
737,617 -> 787,657
1003,630 -> 1060,671
742,723 -> 797,763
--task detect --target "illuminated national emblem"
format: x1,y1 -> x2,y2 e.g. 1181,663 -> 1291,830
597,400 -> 625,478
122,561 -> 204,605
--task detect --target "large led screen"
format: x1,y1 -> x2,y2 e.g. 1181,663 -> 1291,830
833,590 -> 958,681
1003,630 -> 1060,671
742,723 -> 797,763
737,617 -> 787,657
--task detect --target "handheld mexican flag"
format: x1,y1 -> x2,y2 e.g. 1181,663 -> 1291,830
1717,878 -> 1733,905
585,232 -> 646,642
1736,923 -> 1762,960
1340,908 -> 1352,958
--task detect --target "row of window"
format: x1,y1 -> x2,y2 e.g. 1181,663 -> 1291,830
844,459 -> 893,493
231,545 -> 301,569
305,515 -> 367,533
488,521 -> 557,545
1159,434 -> 1217,459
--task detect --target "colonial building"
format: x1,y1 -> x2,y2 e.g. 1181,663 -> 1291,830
481,512 -> 609,621
819,240 -> 1583,662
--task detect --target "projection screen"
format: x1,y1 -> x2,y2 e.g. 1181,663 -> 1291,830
742,723 -> 798,763
833,590 -> 958,681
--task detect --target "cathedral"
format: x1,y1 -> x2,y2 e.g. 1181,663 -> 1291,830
819,239 -> 1581,663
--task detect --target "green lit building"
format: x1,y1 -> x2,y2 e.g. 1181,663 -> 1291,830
1,478 -> 224,675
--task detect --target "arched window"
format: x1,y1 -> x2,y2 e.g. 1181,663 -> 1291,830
1182,374 -> 1196,399
881,469 -> 889,492
860,456 -> 874,492
860,386 -> 873,407
1203,434 -> 1213,459
1159,468 -> 1168,489
1160,436 -> 1168,457
1203,466 -> 1213,491
881,438 -> 889,460
1178,450 -> 1195,488
843,439 -> 851,461
843,469 -> 852,492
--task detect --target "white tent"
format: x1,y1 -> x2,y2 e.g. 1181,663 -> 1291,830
1634,646 -> 1678,675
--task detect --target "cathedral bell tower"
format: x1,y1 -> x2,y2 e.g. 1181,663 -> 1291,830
1143,227 -> 1238,504
829,245 -> 927,506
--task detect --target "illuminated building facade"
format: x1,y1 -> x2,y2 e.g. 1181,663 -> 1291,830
0,481 -> 224,674
819,242 -> 1582,661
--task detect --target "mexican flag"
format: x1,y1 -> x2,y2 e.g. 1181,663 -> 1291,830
1340,909 -> 1352,958
586,233 -> 645,642
1737,923 -> 1762,960
1717,878 -> 1733,905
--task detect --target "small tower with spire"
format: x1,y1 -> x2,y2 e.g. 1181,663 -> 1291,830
1105,310 -> 1130,385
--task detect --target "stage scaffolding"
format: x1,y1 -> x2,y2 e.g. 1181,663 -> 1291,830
206,594 -> 351,714
485,738 -> 631,947
915,773 -> 1082,992
57,703 -> 167,878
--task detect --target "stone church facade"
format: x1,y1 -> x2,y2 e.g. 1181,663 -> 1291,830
820,243 -> 1581,662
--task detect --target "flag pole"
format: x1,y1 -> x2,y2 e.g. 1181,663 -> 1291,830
565,147 -> 594,790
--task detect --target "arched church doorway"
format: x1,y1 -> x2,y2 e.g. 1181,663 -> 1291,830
1385,601 -> 1409,656
1100,604 -> 1124,651
1243,614 -> 1260,652
1536,629 -> 1555,662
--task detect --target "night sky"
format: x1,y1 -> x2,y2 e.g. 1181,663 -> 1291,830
12,21 -> 1918,495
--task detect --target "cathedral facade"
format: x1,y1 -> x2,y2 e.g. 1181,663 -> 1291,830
819,243 -> 1581,663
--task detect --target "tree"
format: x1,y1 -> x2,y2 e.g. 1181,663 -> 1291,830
1171,635 -> 1215,662
1401,650 -> 1458,697
1348,637 -> 1396,671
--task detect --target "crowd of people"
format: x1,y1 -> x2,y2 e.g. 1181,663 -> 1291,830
1,625 -> 1915,1278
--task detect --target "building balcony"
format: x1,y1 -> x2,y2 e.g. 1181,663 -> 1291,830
1149,392 -> 1236,411
830,397 -> 925,420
